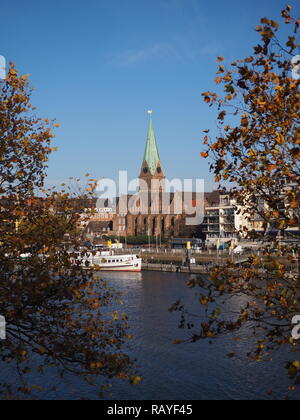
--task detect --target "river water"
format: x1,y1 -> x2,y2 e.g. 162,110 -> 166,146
1,271 -> 298,400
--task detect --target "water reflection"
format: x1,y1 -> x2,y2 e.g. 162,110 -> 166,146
0,271 -> 297,400
100,272 -> 296,401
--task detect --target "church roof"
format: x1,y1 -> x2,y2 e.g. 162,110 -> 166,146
143,118 -> 161,175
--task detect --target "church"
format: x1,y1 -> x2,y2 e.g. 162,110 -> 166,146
84,114 -> 220,241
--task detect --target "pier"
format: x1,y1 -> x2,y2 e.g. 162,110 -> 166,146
142,263 -> 210,274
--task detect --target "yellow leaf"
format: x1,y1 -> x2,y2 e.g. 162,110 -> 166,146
131,376 -> 142,385
276,133 -> 285,145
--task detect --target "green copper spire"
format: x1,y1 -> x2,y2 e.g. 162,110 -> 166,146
143,115 -> 161,175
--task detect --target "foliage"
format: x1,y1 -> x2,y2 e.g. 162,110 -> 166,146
0,64 -> 133,398
172,6 -> 300,392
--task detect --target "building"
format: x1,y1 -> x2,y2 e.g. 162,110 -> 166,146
84,115 -> 217,241
202,186 -> 300,245
202,193 -> 253,246
83,114 -> 289,244
203,194 -> 238,245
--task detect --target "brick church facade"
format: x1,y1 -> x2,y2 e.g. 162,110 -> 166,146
84,116 -> 219,241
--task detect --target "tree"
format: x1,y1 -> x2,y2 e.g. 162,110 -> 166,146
172,6 -> 300,391
0,64 -> 134,398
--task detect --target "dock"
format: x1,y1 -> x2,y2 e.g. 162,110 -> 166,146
142,263 -> 210,274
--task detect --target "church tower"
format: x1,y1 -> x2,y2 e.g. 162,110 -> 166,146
139,111 -> 165,193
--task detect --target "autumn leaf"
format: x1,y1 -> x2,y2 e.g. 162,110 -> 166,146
131,376 -> 142,385
0,62 -> 133,398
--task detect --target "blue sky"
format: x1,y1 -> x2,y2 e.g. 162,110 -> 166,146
1,0 -> 299,191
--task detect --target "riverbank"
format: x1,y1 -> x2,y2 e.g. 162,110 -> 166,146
140,251 -> 298,273
142,262 -> 210,274
141,252 -> 229,264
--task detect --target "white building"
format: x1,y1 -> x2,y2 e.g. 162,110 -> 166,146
203,194 -> 251,246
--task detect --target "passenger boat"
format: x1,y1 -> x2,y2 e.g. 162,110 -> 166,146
77,251 -> 142,272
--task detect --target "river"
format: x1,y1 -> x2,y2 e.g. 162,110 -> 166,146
1,271 -> 298,400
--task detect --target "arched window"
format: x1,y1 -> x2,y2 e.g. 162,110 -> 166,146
152,218 -> 156,236
161,218 -> 165,235
135,217 -> 139,236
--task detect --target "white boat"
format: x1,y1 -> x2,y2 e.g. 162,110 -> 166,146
77,252 -> 142,272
